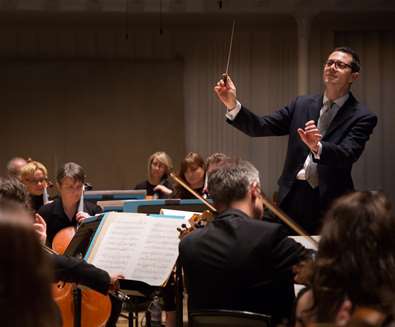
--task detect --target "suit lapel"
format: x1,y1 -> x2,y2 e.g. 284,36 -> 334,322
324,93 -> 357,139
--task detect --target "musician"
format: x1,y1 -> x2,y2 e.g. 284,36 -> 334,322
134,151 -> 174,198
173,152 -> 206,199
179,160 -> 309,325
38,162 -> 102,246
215,47 -> 377,234
305,191 -> 395,325
20,160 -> 49,212
6,156 -> 27,179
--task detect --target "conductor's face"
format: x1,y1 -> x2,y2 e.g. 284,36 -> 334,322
323,51 -> 359,92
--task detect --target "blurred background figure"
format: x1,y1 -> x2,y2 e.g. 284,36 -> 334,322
173,152 -> 206,199
6,157 -> 27,179
135,151 -> 174,199
203,152 -> 230,197
0,200 -> 60,327
300,191 -> 395,326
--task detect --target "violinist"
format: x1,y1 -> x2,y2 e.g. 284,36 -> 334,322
38,162 -> 102,246
135,151 -> 174,198
179,159 -> 310,325
173,152 -> 206,199
20,160 -> 49,212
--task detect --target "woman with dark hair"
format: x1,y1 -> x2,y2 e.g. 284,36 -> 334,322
38,162 -> 102,246
135,151 -> 174,198
0,202 -> 60,327
173,152 -> 206,199
305,191 -> 395,326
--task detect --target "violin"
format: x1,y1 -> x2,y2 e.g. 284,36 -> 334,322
177,210 -> 215,239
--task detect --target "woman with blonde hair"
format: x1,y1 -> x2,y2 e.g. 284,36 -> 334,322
135,151 -> 174,199
20,160 -> 50,212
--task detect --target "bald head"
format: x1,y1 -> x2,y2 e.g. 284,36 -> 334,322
6,157 -> 27,179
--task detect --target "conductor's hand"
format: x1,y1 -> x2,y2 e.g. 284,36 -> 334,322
33,213 -> 47,244
109,273 -> 125,291
297,120 -> 322,153
214,74 -> 237,110
76,211 -> 90,224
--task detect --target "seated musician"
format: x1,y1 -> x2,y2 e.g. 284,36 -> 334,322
134,151 -> 174,198
20,159 -> 50,212
179,160 -> 309,325
173,152 -> 206,199
202,152 -> 230,197
38,162 -> 102,246
299,191 -> 395,326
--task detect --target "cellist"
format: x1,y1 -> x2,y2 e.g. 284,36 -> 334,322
38,162 -> 101,246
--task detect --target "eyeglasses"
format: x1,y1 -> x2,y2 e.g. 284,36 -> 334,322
325,59 -> 353,70
24,178 -> 47,185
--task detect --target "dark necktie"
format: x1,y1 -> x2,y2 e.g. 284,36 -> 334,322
305,101 -> 335,188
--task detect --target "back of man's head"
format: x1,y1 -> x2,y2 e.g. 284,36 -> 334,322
208,159 -> 260,208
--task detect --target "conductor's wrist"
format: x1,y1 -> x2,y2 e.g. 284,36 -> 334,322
226,100 -> 238,111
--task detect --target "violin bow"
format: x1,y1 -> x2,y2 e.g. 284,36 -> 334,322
169,172 -> 217,213
260,193 -> 318,249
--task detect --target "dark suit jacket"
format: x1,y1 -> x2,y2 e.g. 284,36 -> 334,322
179,209 -> 307,325
228,93 -> 377,209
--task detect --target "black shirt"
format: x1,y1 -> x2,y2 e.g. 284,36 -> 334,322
30,194 -> 44,212
39,198 -> 102,246
134,178 -> 173,198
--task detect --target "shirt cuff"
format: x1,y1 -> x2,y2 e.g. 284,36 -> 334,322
225,100 -> 241,121
312,142 -> 322,159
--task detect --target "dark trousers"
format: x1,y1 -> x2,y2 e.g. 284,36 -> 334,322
280,180 -> 322,235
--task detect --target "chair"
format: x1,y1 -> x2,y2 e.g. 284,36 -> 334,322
189,309 -> 271,327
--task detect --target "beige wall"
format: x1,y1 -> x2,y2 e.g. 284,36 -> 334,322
0,13 -> 394,202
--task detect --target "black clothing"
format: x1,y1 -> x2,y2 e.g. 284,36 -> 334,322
39,198 -> 102,246
173,186 -> 204,199
179,208 -> 307,325
134,178 -> 173,198
51,254 -> 111,294
30,194 -> 44,212
228,94 -> 377,233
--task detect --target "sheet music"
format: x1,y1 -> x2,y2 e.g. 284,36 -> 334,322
86,212 -> 182,286
289,235 -> 320,249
